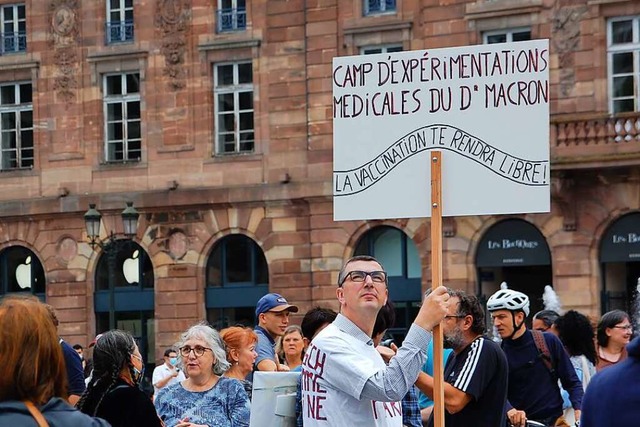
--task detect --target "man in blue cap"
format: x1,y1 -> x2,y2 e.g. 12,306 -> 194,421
254,293 -> 299,372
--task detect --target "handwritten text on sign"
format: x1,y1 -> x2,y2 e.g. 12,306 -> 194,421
333,48 -> 548,117
333,40 -> 551,220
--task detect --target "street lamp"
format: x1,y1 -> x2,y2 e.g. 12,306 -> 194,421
83,202 -> 140,330
84,202 -> 140,248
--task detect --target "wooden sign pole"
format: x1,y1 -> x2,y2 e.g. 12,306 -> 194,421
430,151 -> 445,427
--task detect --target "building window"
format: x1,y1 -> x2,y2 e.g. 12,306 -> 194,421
0,82 -> 32,170
217,0 -> 246,33
0,4 -> 26,55
103,73 -> 141,163
106,0 -> 134,44
483,28 -> 531,44
214,62 -> 254,155
207,234 -> 268,287
364,0 -> 397,15
94,241 -> 154,377
206,234 -> 268,329
0,246 -> 45,298
94,241 -> 154,291
608,17 -> 640,114
361,45 -> 403,55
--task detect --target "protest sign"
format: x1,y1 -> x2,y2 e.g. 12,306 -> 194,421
250,371 -> 300,427
333,39 -> 550,220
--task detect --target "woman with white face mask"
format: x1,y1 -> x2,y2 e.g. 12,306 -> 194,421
76,330 -> 163,427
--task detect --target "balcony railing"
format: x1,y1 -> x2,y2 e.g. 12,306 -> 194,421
1,31 -> 26,55
217,8 -> 246,33
105,20 -> 134,44
551,112 -> 640,169
364,0 -> 397,15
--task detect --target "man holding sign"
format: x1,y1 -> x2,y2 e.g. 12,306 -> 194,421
301,255 -> 449,426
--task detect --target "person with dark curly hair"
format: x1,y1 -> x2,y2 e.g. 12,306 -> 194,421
554,310 -> 597,425
596,309 -> 632,371
76,330 -> 163,427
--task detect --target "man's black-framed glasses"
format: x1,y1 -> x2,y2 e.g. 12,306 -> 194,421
340,270 -> 387,286
179,345 -> 213,357
444,314 -> 466,320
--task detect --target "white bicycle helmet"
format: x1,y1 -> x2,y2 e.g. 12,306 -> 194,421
486,289 -> 530,316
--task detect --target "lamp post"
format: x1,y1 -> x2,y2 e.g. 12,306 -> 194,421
84,202 -> 140,329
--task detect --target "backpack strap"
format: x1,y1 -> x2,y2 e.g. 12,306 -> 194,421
532,329 -> 556,378
24,401 -> 49,427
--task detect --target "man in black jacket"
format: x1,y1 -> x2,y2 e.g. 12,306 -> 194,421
487,289 -> 583,427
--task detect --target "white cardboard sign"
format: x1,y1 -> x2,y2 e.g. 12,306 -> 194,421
333,40 -> 550,220
249,371 -> 300,427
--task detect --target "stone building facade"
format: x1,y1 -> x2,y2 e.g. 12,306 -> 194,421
0,0 -> 638,367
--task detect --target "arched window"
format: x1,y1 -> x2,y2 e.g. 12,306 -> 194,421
476,218 -> 552,323
206,234 -> 268,329
0,246 -> 45,299
94,240 -> 155,375
599,212 -> 640,314
354,226 -> 422,340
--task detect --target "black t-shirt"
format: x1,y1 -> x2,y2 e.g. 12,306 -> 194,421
428,336 -> 508,427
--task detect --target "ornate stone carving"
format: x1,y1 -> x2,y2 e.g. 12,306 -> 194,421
551,0 -> 588,97
52,47 -> 77,103
167,230 -> 189,260
48,0 -> 80,104
56,236 -> 78,264
155,0 -> 191,90
443,217 -> 457,238
551,171 -> 577,231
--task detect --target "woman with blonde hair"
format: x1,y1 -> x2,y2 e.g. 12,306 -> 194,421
0,296 -> 109,426
277,325 -> 305,371
220,326 -> 258,398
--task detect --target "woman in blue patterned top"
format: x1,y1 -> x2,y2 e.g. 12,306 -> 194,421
155,322 -> 250,427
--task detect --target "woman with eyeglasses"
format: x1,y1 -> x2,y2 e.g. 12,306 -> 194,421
155,322 -> 250,427
596,309 -> 632,371
76,329 -> 163,426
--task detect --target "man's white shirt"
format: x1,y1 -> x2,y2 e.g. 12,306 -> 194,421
301,314 -> 431,427
152,363 -> 185,395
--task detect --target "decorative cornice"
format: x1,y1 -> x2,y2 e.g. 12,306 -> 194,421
86,48 -> 149,62
343,20 -> 412,36
465,0 -> 543,20
198,38 -> 261,52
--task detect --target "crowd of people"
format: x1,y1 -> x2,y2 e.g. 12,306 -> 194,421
0,254 -> 638,427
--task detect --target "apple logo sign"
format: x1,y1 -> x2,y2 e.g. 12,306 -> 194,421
16,255 -> 32,289
123,249 -> 140,284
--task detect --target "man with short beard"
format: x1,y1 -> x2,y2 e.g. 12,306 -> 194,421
416,289 -> 508,427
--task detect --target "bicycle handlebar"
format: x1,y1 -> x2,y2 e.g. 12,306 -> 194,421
509,421 -> 547,427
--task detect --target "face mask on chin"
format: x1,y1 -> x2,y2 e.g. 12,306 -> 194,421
132,364 -> 145,384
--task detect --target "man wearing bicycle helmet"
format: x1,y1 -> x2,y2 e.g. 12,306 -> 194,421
487,289 -> 583,427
